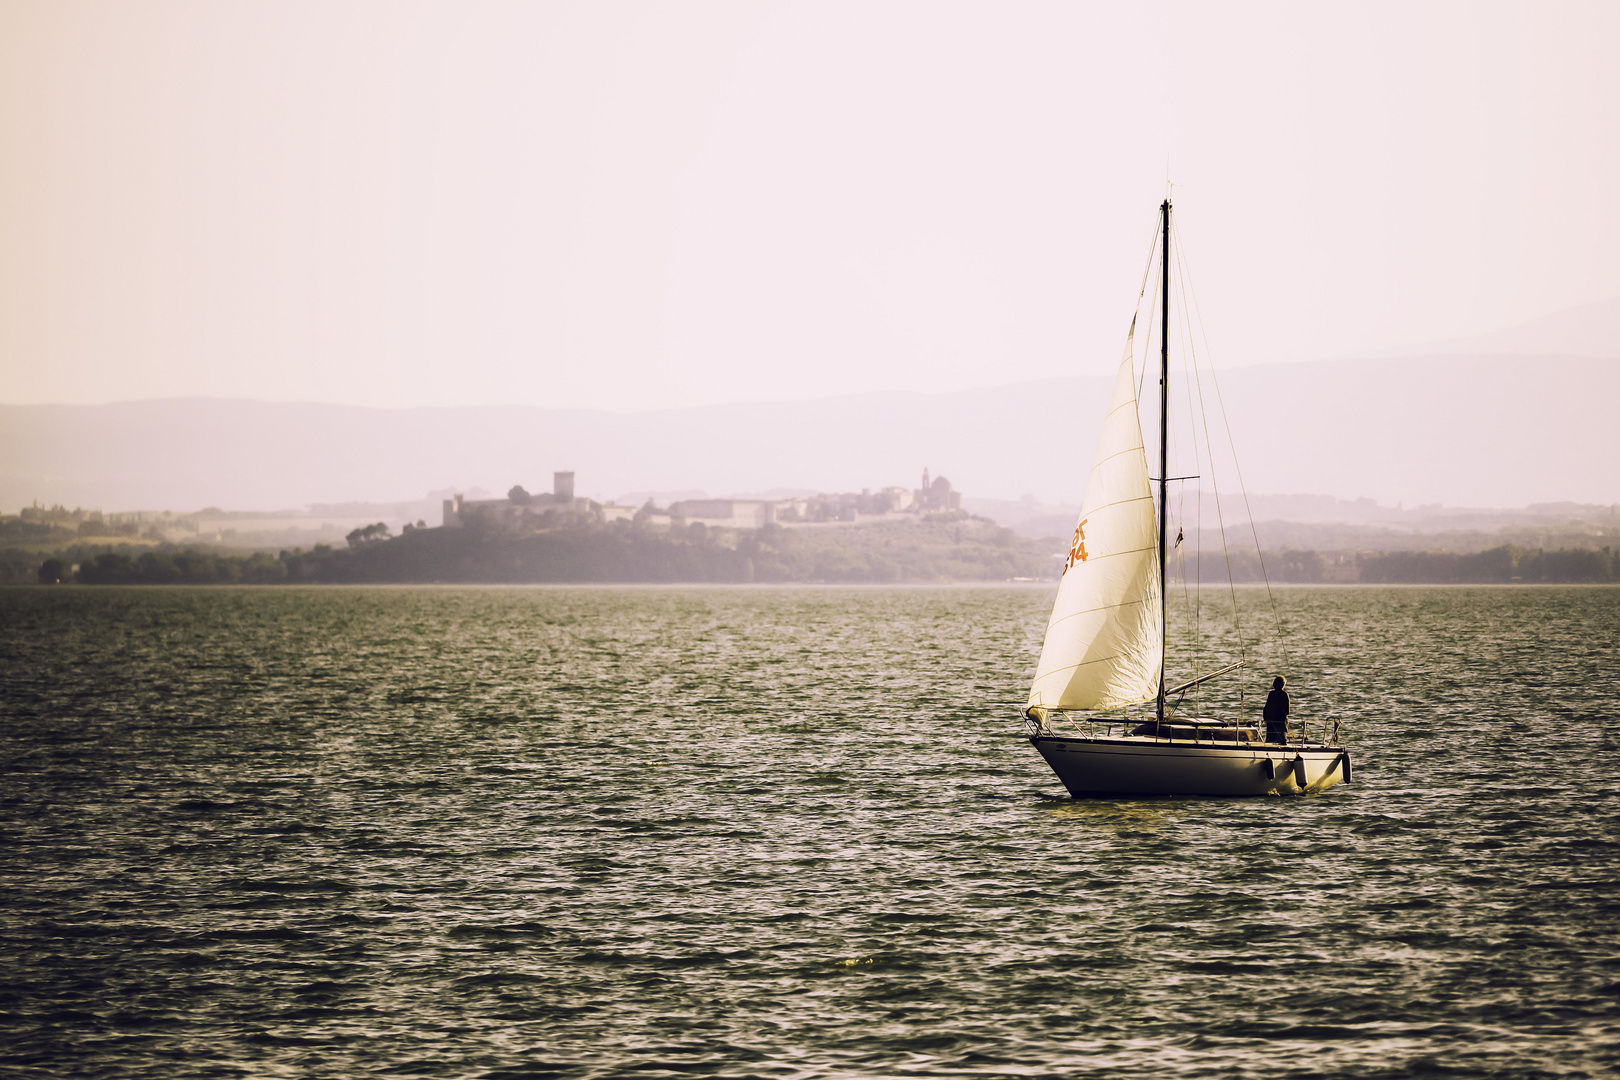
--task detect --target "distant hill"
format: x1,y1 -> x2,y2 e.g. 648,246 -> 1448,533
2,354 -> 1616,514
1363,295 -> 1620,360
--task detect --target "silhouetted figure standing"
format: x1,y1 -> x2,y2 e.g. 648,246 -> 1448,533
1263,676 -> 1290,744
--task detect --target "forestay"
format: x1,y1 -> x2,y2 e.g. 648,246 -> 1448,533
1027,342 -> 1162,711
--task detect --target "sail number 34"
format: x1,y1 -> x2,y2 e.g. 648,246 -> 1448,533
1064,518 -> 1090,573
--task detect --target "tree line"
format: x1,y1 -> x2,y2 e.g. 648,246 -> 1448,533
26,515 -> 1050,585
14,528 -> 1618,586
1169,545 -> 1617,583
1355,545 -> 1616,584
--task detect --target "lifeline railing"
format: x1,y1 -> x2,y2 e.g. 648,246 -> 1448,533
1024,707 -> 1345,747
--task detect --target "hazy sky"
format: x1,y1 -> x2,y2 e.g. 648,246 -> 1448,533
2,0 -> 1616,412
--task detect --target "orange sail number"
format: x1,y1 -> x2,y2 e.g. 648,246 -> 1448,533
1064,518 -> 1089,574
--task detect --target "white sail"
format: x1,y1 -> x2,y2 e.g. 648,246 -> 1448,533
1027,344 -> 1162,712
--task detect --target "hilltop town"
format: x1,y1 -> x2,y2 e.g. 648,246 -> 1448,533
4,465 -> 1617,586
441,468 -> 963,532
5,467 -> 1046,586
0,467 -> 968,553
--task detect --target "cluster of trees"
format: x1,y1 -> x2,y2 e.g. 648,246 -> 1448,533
345,522 -> 392,546
70,550 -> 289,584
1169,545 -> 1616,583
1169,549 -> 1338,583
279,515 -> 1048,584
1357,545 -> 1617,583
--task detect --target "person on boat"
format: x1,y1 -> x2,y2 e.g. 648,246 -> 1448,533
1263,676 -> 1290,743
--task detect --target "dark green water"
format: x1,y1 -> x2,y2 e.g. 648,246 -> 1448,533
1,585 -> 1617,1078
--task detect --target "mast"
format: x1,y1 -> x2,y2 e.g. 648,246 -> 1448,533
1156,199 -> 1170,724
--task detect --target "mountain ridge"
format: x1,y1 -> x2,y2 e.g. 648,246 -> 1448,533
3,354 -> 1615,514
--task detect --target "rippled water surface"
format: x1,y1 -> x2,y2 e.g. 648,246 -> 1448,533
2,584 -> 1618,1079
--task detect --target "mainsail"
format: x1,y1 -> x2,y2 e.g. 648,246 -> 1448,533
1026,343 -> 1162,711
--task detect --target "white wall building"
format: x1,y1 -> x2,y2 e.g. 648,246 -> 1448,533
668,499 -> 777,529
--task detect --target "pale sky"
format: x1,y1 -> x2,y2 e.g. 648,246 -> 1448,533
1,0 -> 1616,411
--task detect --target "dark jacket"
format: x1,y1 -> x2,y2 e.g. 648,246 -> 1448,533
1263,688 -> 1290,727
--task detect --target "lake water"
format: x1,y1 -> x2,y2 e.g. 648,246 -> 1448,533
1,584 -> 1617,1079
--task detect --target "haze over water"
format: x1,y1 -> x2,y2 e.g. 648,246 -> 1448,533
2,584 -> 1617,1078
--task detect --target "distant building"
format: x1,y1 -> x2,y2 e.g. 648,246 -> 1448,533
442,470 -> 594,527
440,469 -> 965,531
668,499 -> 778,529
913,468 -> 962,511
772,497 -> 810,521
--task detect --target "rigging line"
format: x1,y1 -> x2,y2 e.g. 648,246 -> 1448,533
1171,241 -> 1218,718
1138,258 -> 1162,407
1179,242 -> 1237,676
1176,220 -> 1348,734
1172,229 -> 1248,685
1195,458 -> 1203,714
1136,212 -> 1163,299
1172,484 -> 1192,713
1171,222 -> 1293,680
1174,269 -> 1206,703
1167,330 -> 1193,708
1128,215 -> 1163,405
1175,464 -> 1192,678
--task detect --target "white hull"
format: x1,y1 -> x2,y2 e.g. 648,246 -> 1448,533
1031,735 -> 1350,797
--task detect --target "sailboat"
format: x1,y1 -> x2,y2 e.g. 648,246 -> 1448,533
1022,200 -> 1350,797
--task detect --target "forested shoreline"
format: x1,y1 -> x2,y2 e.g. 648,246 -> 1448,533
1173,546 -> 1618,584
5,517 -> 1616,586
15,516 -> 1049,585
1355,546 -> 1617,583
